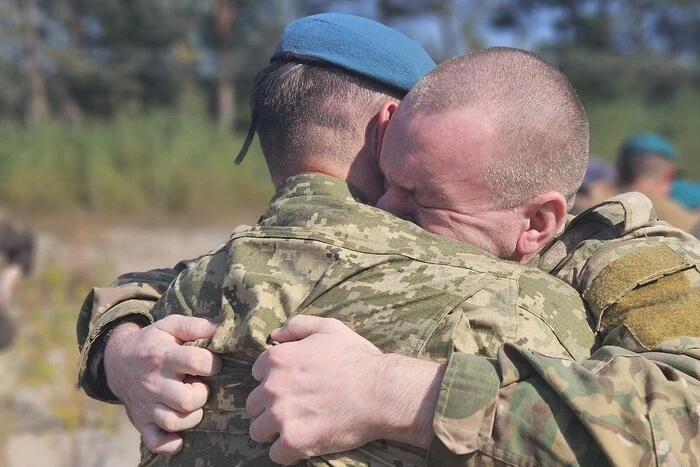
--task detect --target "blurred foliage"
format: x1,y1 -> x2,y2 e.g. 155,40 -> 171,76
11,259 -> 122,431
585,87 -> 700,178
0,111 -> 273,214
0,0 -> 699,214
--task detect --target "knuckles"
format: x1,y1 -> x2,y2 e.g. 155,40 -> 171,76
158,412 -> 182,433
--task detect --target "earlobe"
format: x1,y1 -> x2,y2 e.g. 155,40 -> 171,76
516,192 -> 568,259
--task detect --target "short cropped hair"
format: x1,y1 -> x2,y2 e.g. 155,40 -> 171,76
618,152 -> 675,185
408,47 -> 589,209
251,58 -> 404,178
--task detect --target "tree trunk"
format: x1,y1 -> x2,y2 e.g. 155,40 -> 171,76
215,0 -> 235,132
23,0 -> 50,125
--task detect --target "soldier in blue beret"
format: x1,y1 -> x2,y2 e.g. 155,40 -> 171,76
80,11 -> 446,462
617,132 -> 700,236
618,132 -> 678,188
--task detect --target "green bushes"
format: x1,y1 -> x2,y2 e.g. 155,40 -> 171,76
0,112 -> 273,215
1,93 -> 699,217
585,88 -> 700,178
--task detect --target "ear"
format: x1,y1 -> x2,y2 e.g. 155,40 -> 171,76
661,166 -> 676,195
375,100 -> 398,165
515,192 -> 568,260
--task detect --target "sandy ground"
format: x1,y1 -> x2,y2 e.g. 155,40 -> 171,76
0,216 -> 249,467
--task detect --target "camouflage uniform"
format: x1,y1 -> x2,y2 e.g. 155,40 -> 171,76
76,182 -> 700,466
430,192 -> 700,465
79,174 -> 596,466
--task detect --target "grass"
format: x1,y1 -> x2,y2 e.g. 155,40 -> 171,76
2,93 -> 700,219
0,111 -> 273,216
10,260 -> 120,431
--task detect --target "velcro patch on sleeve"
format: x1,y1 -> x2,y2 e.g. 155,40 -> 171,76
600,272 -> 700,349
583,243 -> 691,326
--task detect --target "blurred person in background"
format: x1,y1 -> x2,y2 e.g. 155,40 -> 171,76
0,210 -> 35,349
570,154 -> 617,214
617,132 -> 700,237
671,178 -> 700,212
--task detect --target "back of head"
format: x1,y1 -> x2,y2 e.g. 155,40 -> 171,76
405,47 -> 589,209
617,132 -> 677,185
253,61 -> 403,181
249,13 -> 435,183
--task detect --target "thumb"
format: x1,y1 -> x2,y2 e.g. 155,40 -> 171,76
271,315 -> 341,343
154,315 -> 218,343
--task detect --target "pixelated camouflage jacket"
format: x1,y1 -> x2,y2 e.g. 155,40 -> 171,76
135,174 -> 597,467
75,180 -> 700,466
429,192 -> 700,466
75,174 -> 594,401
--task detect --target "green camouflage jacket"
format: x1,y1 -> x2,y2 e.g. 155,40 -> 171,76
79,174 -> 596,466
75,179 -> 699,466
429,192 -> 700,466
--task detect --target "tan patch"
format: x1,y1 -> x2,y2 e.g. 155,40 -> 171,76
601,272 -> 700,349
584,244 -> 690,324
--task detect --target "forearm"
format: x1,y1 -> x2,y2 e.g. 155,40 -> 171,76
76,265 -> 186,401
369,354 -> 445,449
76,266 -> 186,349
78,299 -> 158,401
427,336 -> 700,466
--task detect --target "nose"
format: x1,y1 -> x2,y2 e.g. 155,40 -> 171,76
375,188 -> 415,222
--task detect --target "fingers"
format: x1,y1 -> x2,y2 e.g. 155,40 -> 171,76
251,347 -> 270,382
155,315 -> 218,343
140,423 -> 184,455
271,315 -> 343,343
269,437 -> 305,466
152,404 -> 205,433
245,383 -> 266,418
249,410 -> 279,444
164,344 -> 222,377
158,377 -> 210,413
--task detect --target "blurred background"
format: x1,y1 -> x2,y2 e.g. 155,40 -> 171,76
0,0 -> 698,465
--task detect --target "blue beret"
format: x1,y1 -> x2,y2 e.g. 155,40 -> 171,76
620,133 -> 677,160
671,179 -> 700,210
271,13 -> 435,93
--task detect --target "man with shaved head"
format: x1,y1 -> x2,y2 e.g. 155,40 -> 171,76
376,48 -> 588,261
247,48 -> 700,465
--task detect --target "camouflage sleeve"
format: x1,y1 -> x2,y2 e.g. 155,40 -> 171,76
539,192 -> 700,352
76,262 -> 188,402
428,333 -> 700,466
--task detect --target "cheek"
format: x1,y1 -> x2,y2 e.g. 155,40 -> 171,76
415,212 -> 457,238
418,213 -> 497,253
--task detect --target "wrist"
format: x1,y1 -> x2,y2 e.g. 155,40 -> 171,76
104,322 -> 141,399
368,354 -> 445,449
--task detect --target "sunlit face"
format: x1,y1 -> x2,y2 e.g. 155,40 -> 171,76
375,106 -> 527,260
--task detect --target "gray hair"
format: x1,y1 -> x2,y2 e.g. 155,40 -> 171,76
408,47 -> 589,209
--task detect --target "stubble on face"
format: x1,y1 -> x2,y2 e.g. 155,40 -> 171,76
376,107 -> 526,259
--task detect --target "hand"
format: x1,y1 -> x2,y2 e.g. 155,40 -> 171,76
104,315 -> 222,455
246,315 -> 444,465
